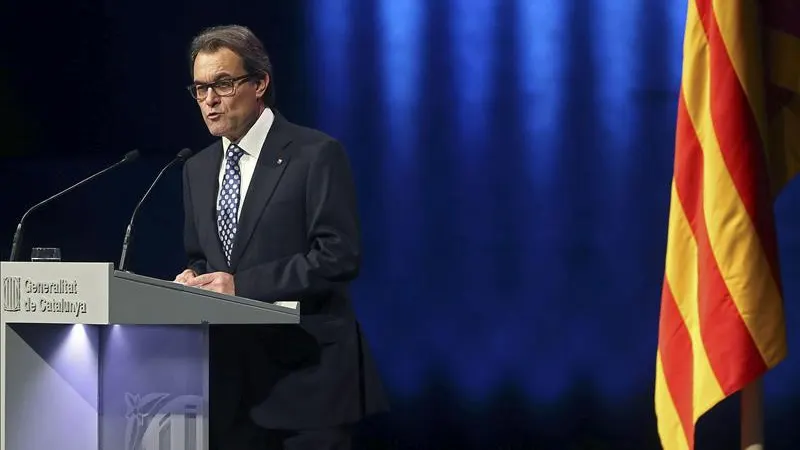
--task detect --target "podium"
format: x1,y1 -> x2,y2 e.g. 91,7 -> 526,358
0,262 -> 299,450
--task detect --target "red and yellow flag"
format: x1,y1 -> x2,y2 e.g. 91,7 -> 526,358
655,1 -> 800,449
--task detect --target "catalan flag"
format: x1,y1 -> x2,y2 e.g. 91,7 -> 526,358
655,1 -> 800,449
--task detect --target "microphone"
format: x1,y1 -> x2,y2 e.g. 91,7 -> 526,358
8,150 -> 140,262
118,148 -> 192,272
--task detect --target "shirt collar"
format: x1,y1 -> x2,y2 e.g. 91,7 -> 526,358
221,107 -> 275,160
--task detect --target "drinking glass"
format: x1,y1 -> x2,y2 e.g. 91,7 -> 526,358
31,247 -> 62,262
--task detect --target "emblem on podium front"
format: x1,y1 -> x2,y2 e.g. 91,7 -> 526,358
2,276 -> 21,312
124,392 -> 205,450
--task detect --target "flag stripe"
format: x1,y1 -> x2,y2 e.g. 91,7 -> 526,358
711,0 -> 768,144
656,352 -> 692,450
657,278 -> 695,448
673,88 -> 767,398
663,188 -> 725,420
689,0 -> 785,373
698,0 -> 781,286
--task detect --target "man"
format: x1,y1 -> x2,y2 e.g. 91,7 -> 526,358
173,24 -> 388,450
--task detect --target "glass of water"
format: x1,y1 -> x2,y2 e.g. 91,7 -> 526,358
31,247 -> 62,262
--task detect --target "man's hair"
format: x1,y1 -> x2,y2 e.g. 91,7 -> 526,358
189,24 -> 276,107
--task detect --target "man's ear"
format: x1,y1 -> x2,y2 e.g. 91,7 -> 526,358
255,74 -> 269,99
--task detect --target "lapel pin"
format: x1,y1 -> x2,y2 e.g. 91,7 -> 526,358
276,158 -> 283,165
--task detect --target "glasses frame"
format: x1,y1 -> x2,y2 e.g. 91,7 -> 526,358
187,74 -> 254,101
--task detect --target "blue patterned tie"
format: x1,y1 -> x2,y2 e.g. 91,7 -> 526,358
217,143 -> 245,265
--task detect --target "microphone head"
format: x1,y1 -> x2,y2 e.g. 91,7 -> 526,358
124,149 -> 141,162
176,148 -> 193,161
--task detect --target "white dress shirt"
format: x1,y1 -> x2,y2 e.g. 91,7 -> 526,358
218,107 -> 275,220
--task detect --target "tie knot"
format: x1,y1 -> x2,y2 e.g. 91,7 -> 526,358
226,144 -> 245,162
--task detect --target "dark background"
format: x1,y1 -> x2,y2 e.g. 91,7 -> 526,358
2,0 -> 800,448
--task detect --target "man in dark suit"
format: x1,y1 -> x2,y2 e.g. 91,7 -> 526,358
173,24 -> 388,450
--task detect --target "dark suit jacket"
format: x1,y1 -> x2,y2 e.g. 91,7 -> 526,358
181,110 -> 388,435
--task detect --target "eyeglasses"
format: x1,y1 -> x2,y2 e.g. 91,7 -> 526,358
187,74 -> 253,100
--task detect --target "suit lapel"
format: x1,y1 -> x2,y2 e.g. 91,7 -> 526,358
193,142 -> 228,269
229,113 -> 293,270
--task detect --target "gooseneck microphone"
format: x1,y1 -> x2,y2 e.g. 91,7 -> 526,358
8,149 -> 140,262
118,148 -> 192,272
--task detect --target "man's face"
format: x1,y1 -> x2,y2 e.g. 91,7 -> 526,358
191,47 -> 268,141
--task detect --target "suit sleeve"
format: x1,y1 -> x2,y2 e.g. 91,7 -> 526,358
182,164 -> 208,276
233,139 -> 361,302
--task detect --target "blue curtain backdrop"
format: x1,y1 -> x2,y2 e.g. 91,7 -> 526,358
2,0 -> 800,447
306,0 -> 800,400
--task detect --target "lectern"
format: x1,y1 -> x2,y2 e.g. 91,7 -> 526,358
0,262 -> 299,450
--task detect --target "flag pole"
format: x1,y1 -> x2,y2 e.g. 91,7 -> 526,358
741,377 -> 764,450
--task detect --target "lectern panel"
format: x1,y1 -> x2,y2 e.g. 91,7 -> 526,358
99,325 -> 207,450
2,324 -> 100,450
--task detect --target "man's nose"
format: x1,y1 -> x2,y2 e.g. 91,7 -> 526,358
204,90 -> 220,106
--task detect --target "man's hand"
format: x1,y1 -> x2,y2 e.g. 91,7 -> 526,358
173,269 -> 197,284
184,272 -> 235,295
